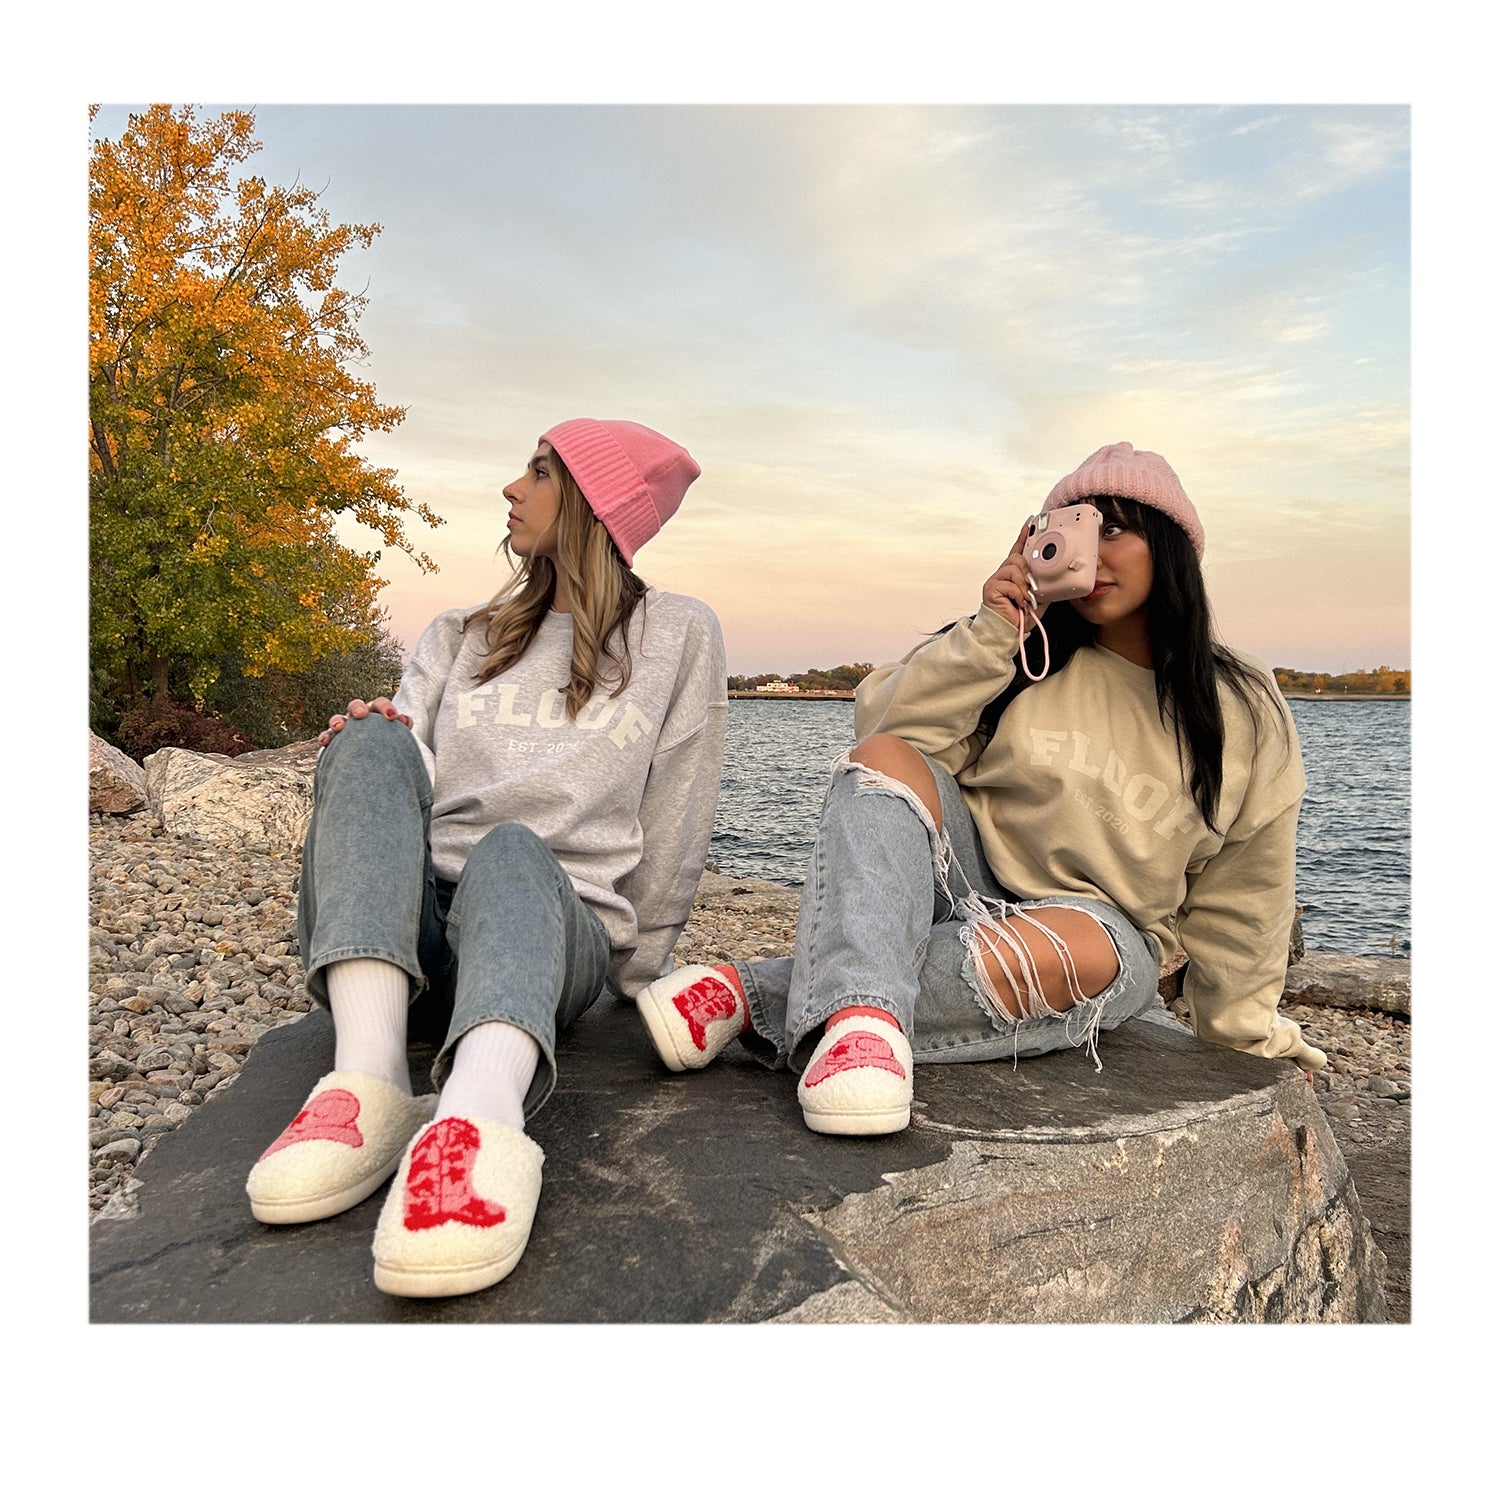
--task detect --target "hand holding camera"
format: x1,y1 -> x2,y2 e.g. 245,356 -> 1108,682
982,503 -> 1103,680
980,519 -> 1041,629
982,503 -> 1102,622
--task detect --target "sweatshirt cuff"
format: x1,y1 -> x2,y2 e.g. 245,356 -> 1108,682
970,605 -> 1022,654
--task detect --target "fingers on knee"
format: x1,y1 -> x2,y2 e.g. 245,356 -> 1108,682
329,712 -> 405,753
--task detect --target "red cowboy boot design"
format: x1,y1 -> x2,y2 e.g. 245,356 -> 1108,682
673,973 -> 741,1052
402,1118 -> 508,1232
259,1088 -> 364,1159
803,1031 -> 907,1090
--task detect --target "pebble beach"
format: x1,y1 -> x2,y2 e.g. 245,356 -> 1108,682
87,808 -> 1411,1317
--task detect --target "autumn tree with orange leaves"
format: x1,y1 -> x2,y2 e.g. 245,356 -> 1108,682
89,104 -> 441,735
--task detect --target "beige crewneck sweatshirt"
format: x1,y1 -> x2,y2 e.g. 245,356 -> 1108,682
856,605 -> 1322,1070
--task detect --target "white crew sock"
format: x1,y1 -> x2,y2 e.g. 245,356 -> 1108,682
327,958 -> 412,1095
436,1021 -> 541,1132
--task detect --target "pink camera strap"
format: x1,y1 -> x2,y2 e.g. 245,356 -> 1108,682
1019,599 -> 1051,682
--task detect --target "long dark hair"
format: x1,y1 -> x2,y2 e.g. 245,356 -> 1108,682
977,495 -> 1285,834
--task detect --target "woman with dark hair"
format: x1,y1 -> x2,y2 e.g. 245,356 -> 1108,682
635,442 -> 1319,1135
246,419 -> 726,1293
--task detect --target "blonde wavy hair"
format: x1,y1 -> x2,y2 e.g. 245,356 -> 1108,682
465,454 -> 647,719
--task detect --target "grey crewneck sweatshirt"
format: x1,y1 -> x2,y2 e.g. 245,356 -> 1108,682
393,588 -> 727,996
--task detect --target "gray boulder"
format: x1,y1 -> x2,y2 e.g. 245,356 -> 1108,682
143,742 -> 319,853
227,740 -> 322,775
787,1009 -> 1383,1323
89,732 -> 148,814
1282,950 -> 1411,1018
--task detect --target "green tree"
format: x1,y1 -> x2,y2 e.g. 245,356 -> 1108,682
89,104 -> 442,715
206,609 -> 408,746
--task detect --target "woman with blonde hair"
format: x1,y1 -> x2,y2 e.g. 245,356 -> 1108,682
246,419 -> 726,1297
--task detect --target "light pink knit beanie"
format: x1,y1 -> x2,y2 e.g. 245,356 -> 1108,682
1043,441 -> 1205,558
540,418 -> 700,566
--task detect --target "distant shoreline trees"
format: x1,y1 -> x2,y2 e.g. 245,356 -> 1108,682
728,663 -> 1410,697
1272,667 -> 1411,696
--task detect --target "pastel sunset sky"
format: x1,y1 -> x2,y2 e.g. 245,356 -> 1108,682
32,0 -> 1479,1454
90,97 -> 1412,678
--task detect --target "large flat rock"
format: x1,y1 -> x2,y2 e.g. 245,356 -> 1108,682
89,1000 -> 1386,1323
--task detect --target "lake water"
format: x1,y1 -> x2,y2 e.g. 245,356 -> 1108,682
708,697 -> 1411,959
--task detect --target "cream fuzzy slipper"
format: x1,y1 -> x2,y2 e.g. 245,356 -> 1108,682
372,1116 -> 544,1298
246,1071 -> 437,1225
635,963 -> 748,1071
797,1012 -> 914,1136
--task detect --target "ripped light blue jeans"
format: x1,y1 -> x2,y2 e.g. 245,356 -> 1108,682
295,715 -> 609,1117
734,751 -> 1161,1073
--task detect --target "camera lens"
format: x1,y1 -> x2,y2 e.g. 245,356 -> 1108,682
1040,540 -> 1059,561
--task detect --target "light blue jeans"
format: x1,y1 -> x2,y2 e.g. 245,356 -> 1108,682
295,715 -> 609,1116
735,752 -> 1161,1072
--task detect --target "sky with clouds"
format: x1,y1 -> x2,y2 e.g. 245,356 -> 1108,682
89,101 -> 1411,677
35,6 -> 1486,1437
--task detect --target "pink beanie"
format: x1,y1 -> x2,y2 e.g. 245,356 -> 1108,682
540,418 -> 700,566
1043,441 -> 1205,558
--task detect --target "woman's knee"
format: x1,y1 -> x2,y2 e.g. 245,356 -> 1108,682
319,714 -> 424,775
848,734 -> 944,829
466,820 -> 554,878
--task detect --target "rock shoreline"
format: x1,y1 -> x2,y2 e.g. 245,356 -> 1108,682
87,811 -> 1412,1318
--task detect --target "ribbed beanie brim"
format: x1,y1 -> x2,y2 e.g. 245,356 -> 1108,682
540,419 -> 700,565
1043,441 -> 1205,558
